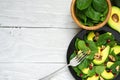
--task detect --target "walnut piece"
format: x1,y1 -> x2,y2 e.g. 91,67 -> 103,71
94,53 -> 102,60
109,55 -> 116,61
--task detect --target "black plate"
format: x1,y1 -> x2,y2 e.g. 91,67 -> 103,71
67,25 -> 120,80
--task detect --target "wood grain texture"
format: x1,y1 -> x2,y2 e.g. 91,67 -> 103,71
0,28 -> 80,62
0,0 -> 78,28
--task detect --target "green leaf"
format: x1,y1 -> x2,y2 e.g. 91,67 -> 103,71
77,40 -> 90,52
85,40 -> 98,51
95,66 -> 105,74
86,51 -> 97,60
76,0 -> 92,10
73,67 -> 82,76
87,67 -> 96,77
70,52 -> 76,60
110,61 -> 120,73
78,59 -> 90,70
85,6 -> 102,21
75,38 -> 80,50
96,33 -> 115,46
92,0 -> 108,13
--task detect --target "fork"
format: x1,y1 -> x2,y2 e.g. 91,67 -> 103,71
39,51 -> 87,80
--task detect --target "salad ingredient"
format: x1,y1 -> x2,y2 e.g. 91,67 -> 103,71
111,45 -> 120,55
69,31 -> 120,80
101,70 -> 114,79
82,68 -> 90,74
76,0 -> 108,26
93,46 -> 110,65
87,31 -> 95,41
108,6 -> 120,33
87,75 -> 99,80
107,61 -> 114,68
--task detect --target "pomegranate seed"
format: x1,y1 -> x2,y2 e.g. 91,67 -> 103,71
107,39 -> 111,43
80,73 -> 83,77
89,64 -> 93,70
96,74 -> 99,76
114,73 -> 117,77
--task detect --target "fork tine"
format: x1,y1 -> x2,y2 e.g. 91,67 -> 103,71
78,53 -> 87,63
76,52 -> 86,60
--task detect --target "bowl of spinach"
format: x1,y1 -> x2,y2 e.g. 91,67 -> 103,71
71,0 -> 112,30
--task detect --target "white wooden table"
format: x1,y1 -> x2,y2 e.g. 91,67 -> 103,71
0,0 -> 82,80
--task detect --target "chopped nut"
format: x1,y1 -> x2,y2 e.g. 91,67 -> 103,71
101,45 -> 106,50
116,66 -> 120,71
94,53 -> 102,60
109,55 -> 116,61
87,50 -> 91,54
94,36 -> 99,41
95,32 -> 100,37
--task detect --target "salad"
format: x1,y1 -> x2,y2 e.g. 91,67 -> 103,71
69,31 -> 120,80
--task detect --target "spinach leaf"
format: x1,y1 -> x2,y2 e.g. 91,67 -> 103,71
77,40 -> 90,52
85,6 -> 102,21
73,67 -> 82,76
100,7 -> 108,21
76,9 -> 87,24
96,33 -> 115,46
95,66 -> 105,74
110,61 -> 120,73
76,0 -> 92,10
78,59 -> 90,70
85,40 -> 98,51
70,52 -> 76,60
75,38 -> 80,50
92,0 -> 108,13
86,51 -> 97,60
87,67 -> 96,77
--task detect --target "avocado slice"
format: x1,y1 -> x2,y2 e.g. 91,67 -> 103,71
82,68 -> 90,74
111,45 -> 120,55
87,75 -> 99,80
101,70 -> 114,79
87,31 -> 95,41
107,61 -> 114,68
93,46 -> 110,65
108,6 -> 120,33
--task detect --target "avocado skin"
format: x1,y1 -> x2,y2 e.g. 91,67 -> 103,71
108,6 -> 120,33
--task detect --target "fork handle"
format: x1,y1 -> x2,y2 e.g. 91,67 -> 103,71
39,64 -> 69,80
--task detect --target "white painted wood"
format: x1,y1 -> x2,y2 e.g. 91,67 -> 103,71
0,28 -> 80,62
0,0 -> 78,28
0,63 -> 75,80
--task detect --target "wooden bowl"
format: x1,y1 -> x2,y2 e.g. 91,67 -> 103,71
71,0 -> 112,30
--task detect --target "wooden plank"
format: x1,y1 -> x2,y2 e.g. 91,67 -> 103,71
0,28 -> 80,62
0,0 -> 78,28
0,63 -> 74,80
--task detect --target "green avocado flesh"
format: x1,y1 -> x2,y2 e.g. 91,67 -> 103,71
87,75 -> 99,80
101,70 -> 114,79
108,6 -> 120,33
69,31 -> 120,80
93,46 -> 110,65
111,45 -> 120,55
87,31 -> 95,41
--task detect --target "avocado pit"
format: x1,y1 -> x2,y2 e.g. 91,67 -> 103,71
112,13 -> 119,23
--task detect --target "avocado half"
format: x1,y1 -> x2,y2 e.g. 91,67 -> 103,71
108,6 -> 120,33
